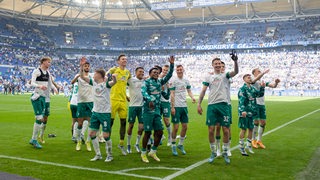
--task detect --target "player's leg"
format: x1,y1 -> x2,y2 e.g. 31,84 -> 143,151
75,103 -> 86,151
148,114 -> 163,162
218,103 -> 231,164
101,113 -> 112,162
84,103 -> 93,151
141,112 -> 152,163
238,117 -> 249,156
70,104 -> 78,142
206,104 -> 217,163
118,102 -> 127,155
227,104 -> 232,156
177,107 -> 188,155
39,102 -> 50,144
127,107 -> 136,154
135,107 -> 143,153
252,107 -> 260,148
89,112 -> 101,161
30,96 -> 45,149
257,105 -> 267,149
171,109 -> 180,156
215,123 -> 221,157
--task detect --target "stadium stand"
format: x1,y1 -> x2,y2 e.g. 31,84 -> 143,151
0,16 -> 319,96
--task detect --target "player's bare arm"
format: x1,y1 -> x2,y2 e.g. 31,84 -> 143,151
229,50 -> 239,77
187,89 -> 196,104
268,78 -> 280,88
71,74 -> 80,84
170,89 -> 176,116
252,69 -> 270,84
197,85 -> 208,115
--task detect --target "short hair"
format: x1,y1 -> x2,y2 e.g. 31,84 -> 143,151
252,68 -> 259,75
40,57 -> 51,64
154,65 -> 162,74
135,67 -> 144,72
163,64 -> 169,68
243,74 -> 251,79
117,54 -> 126,61
221,61 -> 225,65
176,64 -> 183,68
95,68 -> 106,78
84,62 -> 90,66
212,57 -> 221,64
149,67 -> 159,75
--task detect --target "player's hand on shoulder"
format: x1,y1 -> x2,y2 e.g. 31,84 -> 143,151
242,112 -> 247,117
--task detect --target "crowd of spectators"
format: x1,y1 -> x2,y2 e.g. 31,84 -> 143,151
1,47 -> 319,96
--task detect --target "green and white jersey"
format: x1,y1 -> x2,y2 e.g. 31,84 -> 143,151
69,82 -> 78,105
90,79 -> 112,113
170,77 -> 191,107
252,80 -> 269,105
128,77 -> 144,107
77,73 -> 94,103
160,82 -> 170,103
141,63 -> 174,112
238,83 -> 265,116
30,68 -> 54,97
203,72 -> 231,105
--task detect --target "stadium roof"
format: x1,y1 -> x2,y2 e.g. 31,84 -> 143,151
0,0 -> 319,28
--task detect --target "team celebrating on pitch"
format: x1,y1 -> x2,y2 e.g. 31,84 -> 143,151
28,52 -> 280,164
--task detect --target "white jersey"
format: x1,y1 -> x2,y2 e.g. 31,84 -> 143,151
226,78 -> 232,105
170,77 -> 191,107
203,72 -> 230,105
91,80 -> 112,113
70,82 -> 78,105
44,81 -> 51,103
77,73 -> 94,103
252,80 -> 266,105
128,77 -> 144,107
30,68 -> 54,98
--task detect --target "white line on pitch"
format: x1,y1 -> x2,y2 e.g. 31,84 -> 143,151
163,109 -> 320,180
119,167 -> 183,173
0,155 -> 161,180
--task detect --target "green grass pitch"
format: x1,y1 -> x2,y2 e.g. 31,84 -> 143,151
0,94 -> 319,180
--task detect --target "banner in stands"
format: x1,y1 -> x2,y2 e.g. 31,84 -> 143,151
195,41 -> 282,50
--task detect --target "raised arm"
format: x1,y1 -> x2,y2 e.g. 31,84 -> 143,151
71,74 -> 80,85
161,56 -> 175,85
228,52 -> 239,78
252,69 -> 270,84
267,78 -> 280,88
